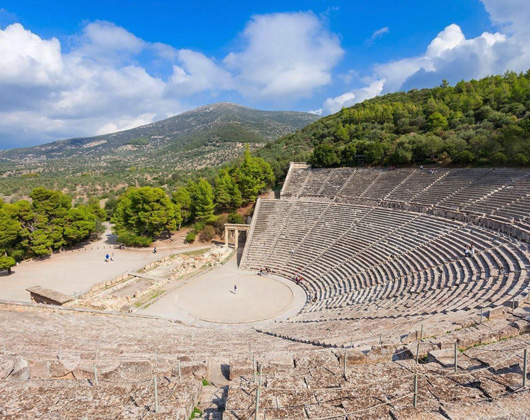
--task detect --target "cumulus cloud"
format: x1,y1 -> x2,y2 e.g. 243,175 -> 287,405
317,0 -> 530,116
0,21 -> 187,148
317,80 -> 384,115
224,12 -> 343,98
374,24 -> 510,92
169,50 -> 233,95
0,12 -> 345,148
0,23 -> 63,87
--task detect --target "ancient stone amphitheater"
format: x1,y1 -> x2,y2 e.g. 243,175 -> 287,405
2,163 -> 530,419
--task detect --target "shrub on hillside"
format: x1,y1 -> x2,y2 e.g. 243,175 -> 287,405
228,212 -> 244,224
185,232 -> 196,243
213,214 -> 228,236
454,150 -> 476,163
199,226 -> 215,243
491,152 -> 509,165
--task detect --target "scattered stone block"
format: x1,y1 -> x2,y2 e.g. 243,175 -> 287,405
427,348 -> 455,368
0,356 -> 29,380
486,306 -> 505,319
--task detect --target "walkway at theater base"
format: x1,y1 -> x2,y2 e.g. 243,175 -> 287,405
140,254 -> 307,327
0,225 -> 207,302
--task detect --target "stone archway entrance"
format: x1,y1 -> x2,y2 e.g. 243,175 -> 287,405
224,223 -> 251,249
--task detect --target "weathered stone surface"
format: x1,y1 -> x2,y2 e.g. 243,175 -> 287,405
101,360 -> 152,381
486,306 -> 506,319
0,356 -> 29,380
427,348 -> 456,368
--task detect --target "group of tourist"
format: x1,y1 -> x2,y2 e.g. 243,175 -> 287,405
104,253 -> 114,262
419,165 -> 439,175
292,274 -> 304,285
464,244 -> 476,257
258,267 -> 272,276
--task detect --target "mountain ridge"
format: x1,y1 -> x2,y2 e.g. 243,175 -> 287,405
0,102 -> 319,161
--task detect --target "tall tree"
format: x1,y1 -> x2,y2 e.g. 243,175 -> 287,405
233,145 -> 275,203
172,187 -> 192,227
194,179 -> 216,223
214,169 -> 242,211
112,187 -> 180,245
0,202 -> 21,273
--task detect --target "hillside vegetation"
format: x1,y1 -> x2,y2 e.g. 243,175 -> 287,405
0,189 -> 106,272
0,103 -> 317,200
258,71 -> 530,177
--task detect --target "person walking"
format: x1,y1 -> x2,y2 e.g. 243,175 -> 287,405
153,247 -> 157,254
105,253 -> 109,262
233,284 -> 237,295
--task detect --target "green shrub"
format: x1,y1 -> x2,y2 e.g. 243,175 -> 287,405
193,220 -> 206,233
213,214 -> 229,236
454,150 -> 476,163
199,225 -> 215,242
491,152 -> 508,165
228,212 -> 244,224
117,231 -> 152,247
514,153 -> 529,165
185,231 -> 196,243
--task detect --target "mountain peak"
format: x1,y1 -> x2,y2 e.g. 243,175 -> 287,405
0,103 -> 320,168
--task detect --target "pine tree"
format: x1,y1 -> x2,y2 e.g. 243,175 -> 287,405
214,169 -> 242,211
112,187 -> 180,245
194,179 -> 216,223
172,187 -> 192,227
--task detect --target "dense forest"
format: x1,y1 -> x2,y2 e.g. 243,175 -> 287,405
258,71 -> 530,176
0,189 -> 106,272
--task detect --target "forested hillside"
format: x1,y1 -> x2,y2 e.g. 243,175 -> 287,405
0,103 -> 316,201
258,71 -> 530,177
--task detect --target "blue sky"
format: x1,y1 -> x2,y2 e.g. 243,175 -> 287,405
0,0 -> 528,149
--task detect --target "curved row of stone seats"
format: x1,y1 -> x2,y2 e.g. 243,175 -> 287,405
257,280 -> 530,350
241,199 -> 529,341
385,169 -> 449,202
338,168 -> 380,198
361,168 -> 413,199
409,168 -> 494,206
440,168 -> 526,209
495,194 -> 530,221
318,166 -> 357,197
225,330 -> 530,420
301,231 -> 528,312
242,200 -> 296,268
0,375 -> 201,419
280,164 -> 530,223
465,172 -> 530,215
298,167 -> 334,196
279,162 -> 311,198
0,304 -> 315,367
296,265 -> 527,325
263,201 -> 330,269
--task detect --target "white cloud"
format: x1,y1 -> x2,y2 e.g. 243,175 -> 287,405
77,21 -> 146,57
319,0 -> 530,116
369,26 -> 389,42
0,23 -> 63,86
374,24 -> 510,92
224,12 -> 343,98
0,22 -> 186,148
320,80 -> 384,115
0,13 -> 345,148
169,49 -> 233,95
